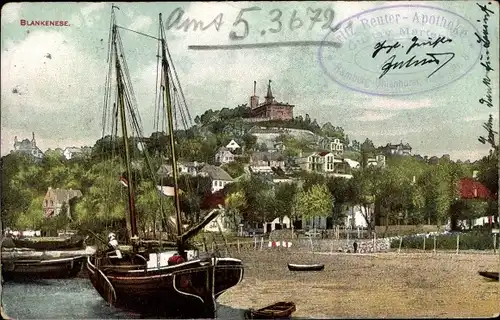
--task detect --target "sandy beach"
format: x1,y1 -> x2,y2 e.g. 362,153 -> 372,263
218,249 -> 500,318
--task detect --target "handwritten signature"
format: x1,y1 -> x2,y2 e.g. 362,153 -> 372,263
475,2 -> 496,147
372,36 -> 455,79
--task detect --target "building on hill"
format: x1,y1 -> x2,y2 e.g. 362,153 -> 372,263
295,151 -> 341,173
367,154 -> 386,167
62,146 -> 92,160
249,151 -> 286,173
43,187 -> 83,218
247,80 -> 294,121
319,137 -> 344,156
380,141 -> 412,156
214,147 -> 235,164
13,132 -> 45,161
157,161 -> 204,178
199,165 -> 234,193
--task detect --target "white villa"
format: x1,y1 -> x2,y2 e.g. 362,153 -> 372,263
263,215 -> 291,233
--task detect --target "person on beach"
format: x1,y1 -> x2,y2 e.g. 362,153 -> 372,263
353,241 -> 358,253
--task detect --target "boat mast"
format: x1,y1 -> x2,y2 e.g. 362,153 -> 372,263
113,23 -> 139,240
158,14 -> 184,257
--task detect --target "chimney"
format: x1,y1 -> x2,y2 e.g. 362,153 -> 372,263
250,81 -> 259,109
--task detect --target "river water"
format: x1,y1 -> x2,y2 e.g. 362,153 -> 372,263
2,278 -> 246,319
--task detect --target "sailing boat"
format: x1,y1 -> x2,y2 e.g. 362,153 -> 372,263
86,8 -> 244,318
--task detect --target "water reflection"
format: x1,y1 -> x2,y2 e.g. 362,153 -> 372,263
2,278 -> 246,319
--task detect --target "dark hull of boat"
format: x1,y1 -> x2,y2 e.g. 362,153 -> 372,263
2,256 -> 86,281
12,236 -> 85,250
478,271 -> 499,281
245,301 -> 296,319
86,255 -> 244,318
287,264 -> 324,272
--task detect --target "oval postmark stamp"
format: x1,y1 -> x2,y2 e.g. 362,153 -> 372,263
318,4 -> 482,96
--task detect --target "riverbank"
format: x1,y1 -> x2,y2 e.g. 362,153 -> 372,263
218,250 -> 500,318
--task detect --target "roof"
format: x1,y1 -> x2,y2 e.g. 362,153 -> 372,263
226,140 -> 240,148
44,188 -> 83,203
344,159 -> 360,168
458,178 -> 493,200
200,165 -> 233,181
216,147 -> 232,154
386,142 -> 412,149
317,151 -> 331,157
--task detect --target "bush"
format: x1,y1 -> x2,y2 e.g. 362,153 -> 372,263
390,231 -> 497,251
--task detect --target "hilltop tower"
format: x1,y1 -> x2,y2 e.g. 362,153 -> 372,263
248,80 -> 294,121
265,80 -> 274,104
31,132 -> 37,147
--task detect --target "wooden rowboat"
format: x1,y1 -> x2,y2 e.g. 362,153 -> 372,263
12,235 -> 85,250
288,263 -> 324,271
245,301 -> 296,319
478,271 -> 499,281
2,255 -> 86,280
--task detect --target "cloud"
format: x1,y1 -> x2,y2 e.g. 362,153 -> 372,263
1,3 -> 23,24
440,149 -> 491,162
127,15 -> 153,32
1,30 -> 105,155
1,30 -> 104,112
463,114 -> 495,122
78,2 -> 107,27
353,97 -> 433,122
365,97 -> 434,111
356,110 -> 395,122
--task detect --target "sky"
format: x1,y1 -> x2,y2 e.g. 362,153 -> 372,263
1,1 -> 498,161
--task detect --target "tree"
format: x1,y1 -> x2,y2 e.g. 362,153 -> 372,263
237,176 -> 273,224
224,191 -> 246,231
326,177 -> 350,226
294,184 -> 332,229
274,182 -> 298,219
242,133 -> 257,152
347,166 -> 381,236
360,138 -> 376,168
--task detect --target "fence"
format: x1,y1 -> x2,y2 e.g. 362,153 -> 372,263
392,232 -> 499,254
196,231 -> 500,257
195,233 -> 390,256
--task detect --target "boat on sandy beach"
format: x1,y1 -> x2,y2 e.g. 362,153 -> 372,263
86,7 -> 244,318
287,263 -> 325,271
245,301 -> 296,319
478,271 -> 499,281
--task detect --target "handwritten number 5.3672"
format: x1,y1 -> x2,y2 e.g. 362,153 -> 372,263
229,7 -> 261,40
269,9 -> 282,33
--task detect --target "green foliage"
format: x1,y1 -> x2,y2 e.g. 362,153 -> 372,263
294,184 -> 332,223
327,177 -> 351,225
274,182 -> 298,219
391,232 -> 496,251
476,149 -> 499,196
220,162 -> 245,179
